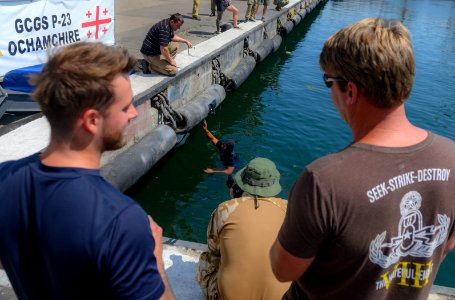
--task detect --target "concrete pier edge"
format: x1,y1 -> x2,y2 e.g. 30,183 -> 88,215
1,237 -> 455,299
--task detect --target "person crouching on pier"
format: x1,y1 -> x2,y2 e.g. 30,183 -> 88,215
140,13 -> 193,76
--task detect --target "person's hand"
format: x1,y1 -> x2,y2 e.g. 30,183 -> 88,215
204,168 -> 214,173
203,119 -> 208,130
148,215 -> 163,261
186,40 -> 193,48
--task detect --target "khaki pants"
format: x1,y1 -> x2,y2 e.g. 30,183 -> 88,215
245,0 -> 258,19
193,0 -> 200,16
143,42 -> 179,76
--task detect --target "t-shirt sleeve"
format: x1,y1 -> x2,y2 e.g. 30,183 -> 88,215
278,168 -> 332,259
158,28 -> 171,47
101,205 -> 165,299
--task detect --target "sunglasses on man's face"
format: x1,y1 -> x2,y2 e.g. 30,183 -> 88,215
323,73 -> 346,88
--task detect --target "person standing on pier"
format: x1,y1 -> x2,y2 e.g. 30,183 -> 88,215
245,0 -> 258,22
214,0 -> 239,34
0,42 -> 175,300
270,18 -> 455,299
197,157 -> 290,299
254,0 -> 269,21
192,0 -> 201,20
140,13 -> 193,76
211,0 -> 217,16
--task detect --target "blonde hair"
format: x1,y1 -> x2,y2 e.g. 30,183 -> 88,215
320,18 -> 415,108
32,42 -> 136,138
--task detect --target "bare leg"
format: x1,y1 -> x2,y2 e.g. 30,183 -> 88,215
227,5 -> 239,27
253,4 -> 259,19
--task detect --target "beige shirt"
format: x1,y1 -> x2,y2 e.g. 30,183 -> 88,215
197,196 -> 290,300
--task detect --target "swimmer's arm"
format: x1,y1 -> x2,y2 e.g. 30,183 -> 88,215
204,166 -> 234,174
202,120 -> 219,145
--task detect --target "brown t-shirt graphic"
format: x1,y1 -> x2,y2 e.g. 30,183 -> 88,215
279,132 -> 455,300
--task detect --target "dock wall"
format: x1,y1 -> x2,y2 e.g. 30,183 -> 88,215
100,0 -> 324,191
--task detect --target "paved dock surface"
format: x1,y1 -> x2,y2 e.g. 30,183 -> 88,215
117,0 -> 251,58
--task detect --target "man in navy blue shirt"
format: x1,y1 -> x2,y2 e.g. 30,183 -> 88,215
0,42 -> 175,299
140,13 -> 193,76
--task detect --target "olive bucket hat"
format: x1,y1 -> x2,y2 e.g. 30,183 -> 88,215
234,157 -> 281,197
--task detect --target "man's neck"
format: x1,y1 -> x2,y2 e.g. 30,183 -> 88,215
352,104 -> 428,147
40,139 -> 101,169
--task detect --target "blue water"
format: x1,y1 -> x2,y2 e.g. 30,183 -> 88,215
127,0 -> 455,288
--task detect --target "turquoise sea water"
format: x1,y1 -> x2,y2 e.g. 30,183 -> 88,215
127,0 -> 455,288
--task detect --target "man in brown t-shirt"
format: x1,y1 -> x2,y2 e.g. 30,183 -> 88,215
270,18 -> 455,300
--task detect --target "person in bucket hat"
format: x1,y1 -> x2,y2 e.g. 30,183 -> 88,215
235,157 -> 282,197
197,157 -> 290,299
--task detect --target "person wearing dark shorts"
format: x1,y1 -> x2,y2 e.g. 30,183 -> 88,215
254,0 -> 270,21
215,0 -> 239,34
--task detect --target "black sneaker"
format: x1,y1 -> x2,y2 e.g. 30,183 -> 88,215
140,59 -> 151,74
210,12 -> 216,17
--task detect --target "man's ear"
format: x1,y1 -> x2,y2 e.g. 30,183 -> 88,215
345,81 -> 358,105
79,108 -> 101,135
